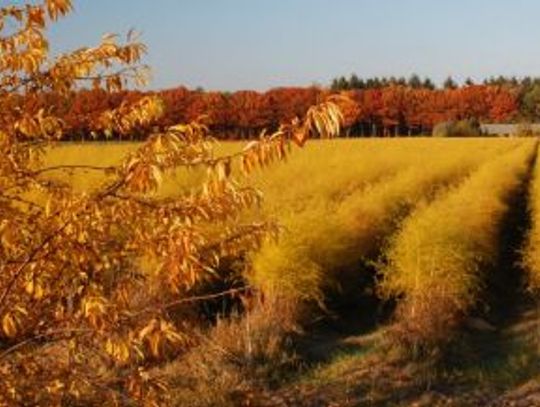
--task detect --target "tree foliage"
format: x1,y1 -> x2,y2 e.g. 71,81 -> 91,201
0,1 -> 343,405
45,82 -> 519,140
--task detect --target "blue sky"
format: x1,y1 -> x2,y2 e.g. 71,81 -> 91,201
43,0 -> 540,91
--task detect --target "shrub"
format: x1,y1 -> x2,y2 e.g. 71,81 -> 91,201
379,141 -> 536,357
432,119 -> 482,137
249,139 -> 520,310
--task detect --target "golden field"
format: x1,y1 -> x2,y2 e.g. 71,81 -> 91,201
32,137 -> 540,405
42,137 -> 533,312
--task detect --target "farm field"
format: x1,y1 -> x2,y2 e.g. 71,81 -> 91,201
39,137 -> 540,406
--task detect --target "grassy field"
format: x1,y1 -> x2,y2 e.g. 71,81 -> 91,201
41,137 -> 540,406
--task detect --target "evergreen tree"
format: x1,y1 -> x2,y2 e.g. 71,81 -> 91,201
443,76 -> 458,89
408,73 -> 422,88
422,77 -> 436,89
349,73 -> 365,89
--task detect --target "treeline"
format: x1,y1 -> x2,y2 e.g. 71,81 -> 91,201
23,74 -> 540,140
331,73 -> 540,93
331,73 -> 437,90
332,73 -> 540,122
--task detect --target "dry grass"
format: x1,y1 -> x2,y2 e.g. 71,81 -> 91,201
162,295 -> 301,407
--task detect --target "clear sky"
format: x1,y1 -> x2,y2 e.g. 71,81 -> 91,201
43,0 -> 540,91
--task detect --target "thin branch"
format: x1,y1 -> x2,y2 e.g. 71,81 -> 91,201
0,193 -> 43,211
0,220 -> 70,315
31,164 -> 115,175
164,286 -> 251,309
0,328 -> 92,360
130,286 -> 252,319
73,66 -> 141,82
201,222 -> 273,255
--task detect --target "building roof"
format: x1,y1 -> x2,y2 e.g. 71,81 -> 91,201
480,123 -> 540,134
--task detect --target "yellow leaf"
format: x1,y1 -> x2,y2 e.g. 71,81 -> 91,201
138,319 -> 157,340
149,334 -> 160,357
25,280 -> 34,295
105,338 -> 113,355
2,313 -> 17,338
45,197 -> 52,217
33,284 -> 44,300
118,341 -> 130,362
150,165 -> 163,187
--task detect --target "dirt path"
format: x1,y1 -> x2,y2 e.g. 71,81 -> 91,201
251,303 -> 540,407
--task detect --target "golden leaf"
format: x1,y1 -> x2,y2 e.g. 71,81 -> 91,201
25,279 -> 35,295
148,334 -> 161,357
2,313 -> 17,338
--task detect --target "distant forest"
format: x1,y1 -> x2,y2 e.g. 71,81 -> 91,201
24,74 -> 540,140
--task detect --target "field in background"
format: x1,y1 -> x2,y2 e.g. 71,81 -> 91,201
42,137 -> 531,301
43,137 -> 522,199
41,138 -> 540,406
